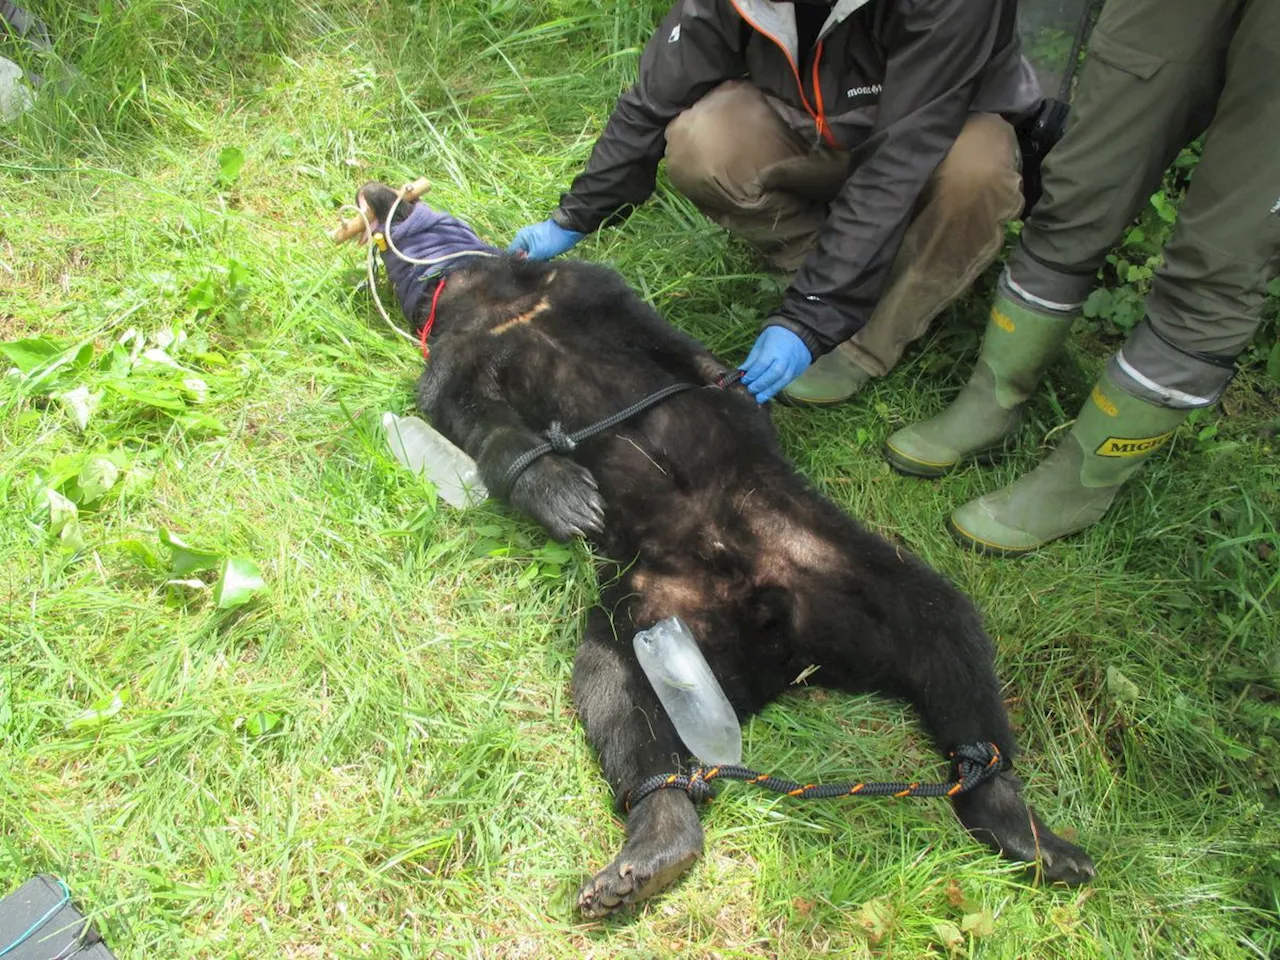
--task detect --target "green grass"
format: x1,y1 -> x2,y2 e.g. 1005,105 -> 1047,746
2,2 -> 1278,956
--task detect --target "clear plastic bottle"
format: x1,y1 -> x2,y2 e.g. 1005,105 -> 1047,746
382,412 -> 488,509
634,617 -> 742,766
0,57 -> 34,122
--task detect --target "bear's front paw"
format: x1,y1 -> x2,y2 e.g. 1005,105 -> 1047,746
510,455 -> 605,541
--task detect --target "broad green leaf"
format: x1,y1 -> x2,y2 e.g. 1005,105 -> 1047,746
534,543 -> 573,564
216,146 -> 246,184
1106,665 -> 1141,703
140,347 -> 180,368
69,342 -> 95,370
77,456 -> 120,504
933,920 -> 964,955
214,557 -> 267,609
58,385 -> 104,431
944,878 -> 978,913
0,337 -> 65,373
245,711 -> 282,736
122,465 -> 155,498
855,897 -> 893,943
176,412 -> 227,435
59,520 -> 86,551
98,343 -> 131,376
187,275 -> 218,310
105,379 -> 188,412
119,538 -> 162,570
961,909 -> 995,938
66,689 -> 130,731
45,487 -> 78,536
182,377 -> 209,402
1081,288 -> 1112,320
227,259 -> 250,289
191,349 -> 228,366
1267,342 -> 1280,383
1149,191 -> 1178,223
159,528 -> 223,576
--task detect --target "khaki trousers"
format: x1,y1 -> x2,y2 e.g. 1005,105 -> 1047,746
664,80 -> 1024,376
1009,0 -> 1279,406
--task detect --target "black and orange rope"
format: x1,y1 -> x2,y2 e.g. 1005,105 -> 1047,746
624,741 -> 1003,812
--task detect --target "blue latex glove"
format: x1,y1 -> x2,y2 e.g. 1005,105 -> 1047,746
507,218 -> 585,260
739,325 -> 813,404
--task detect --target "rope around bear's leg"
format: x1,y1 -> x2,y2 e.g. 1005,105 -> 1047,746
623,741 -> 1003,812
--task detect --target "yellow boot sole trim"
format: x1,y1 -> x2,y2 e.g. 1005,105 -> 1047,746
883,438 -> 957,469
947,515 -> 1038,557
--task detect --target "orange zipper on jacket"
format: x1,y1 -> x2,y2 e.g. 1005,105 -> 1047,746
811,40 -> 834,146
728,1 -> 840,148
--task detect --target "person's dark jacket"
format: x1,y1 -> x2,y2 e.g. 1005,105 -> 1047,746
551,0 -> 1040,355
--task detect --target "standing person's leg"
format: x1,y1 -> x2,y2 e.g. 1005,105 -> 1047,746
664,80 -> 850,270
949,0 -> 1279,555
886,0 -> 1239,477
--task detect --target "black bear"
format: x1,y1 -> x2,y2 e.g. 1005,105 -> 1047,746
355,183 -> 1095,918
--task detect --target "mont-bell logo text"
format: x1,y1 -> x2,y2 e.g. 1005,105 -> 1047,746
1095,431 -> 1175,458
846,84 -> 882,98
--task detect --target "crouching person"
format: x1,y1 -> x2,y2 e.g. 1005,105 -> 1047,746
884,0 -> 1280,555
509,0 -> 1035,405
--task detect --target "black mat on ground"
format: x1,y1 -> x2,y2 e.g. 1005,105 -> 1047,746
0,874 -> 116,959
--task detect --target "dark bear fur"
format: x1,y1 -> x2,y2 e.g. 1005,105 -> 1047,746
359,185 -> 1095,918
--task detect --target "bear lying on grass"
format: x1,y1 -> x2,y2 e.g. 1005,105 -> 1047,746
356,183 -> 1095,918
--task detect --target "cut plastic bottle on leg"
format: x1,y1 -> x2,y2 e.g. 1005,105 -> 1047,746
382,412 -> 488,509
634,617 -> 742,766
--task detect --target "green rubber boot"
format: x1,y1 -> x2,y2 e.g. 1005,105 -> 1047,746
780,342 -> 874,406
948,368 -> 1190,556
884,292 -> 1074,477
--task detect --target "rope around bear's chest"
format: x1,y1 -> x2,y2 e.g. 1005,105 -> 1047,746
498,370 -> 746,496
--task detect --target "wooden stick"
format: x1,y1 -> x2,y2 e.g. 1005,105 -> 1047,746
329,177 -> 432,244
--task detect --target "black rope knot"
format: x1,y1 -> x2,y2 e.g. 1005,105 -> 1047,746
951,741 -> 1002,781
683,772 -> 717,804
544,421 -> 577,453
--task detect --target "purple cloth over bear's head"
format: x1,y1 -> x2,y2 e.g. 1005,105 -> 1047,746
374,202 -> 501,322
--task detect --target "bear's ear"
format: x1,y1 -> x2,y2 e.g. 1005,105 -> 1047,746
357,181 -> 413,227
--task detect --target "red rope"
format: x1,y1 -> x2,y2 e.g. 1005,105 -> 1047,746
420,276 -> 447,360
